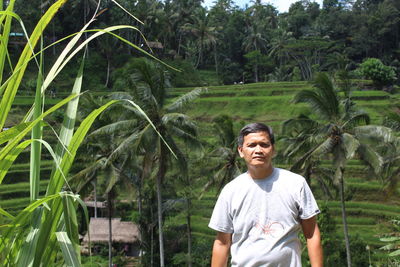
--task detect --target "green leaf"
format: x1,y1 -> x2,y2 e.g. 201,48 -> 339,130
0,207 -> 14,220
46,100 -> 118,196
0,122 -> 31,145
0,94 -> 77,185
380,237 -> 400,242
342,133 -> 360,159
52,52 -> 85,173
56,231 -> 80,267
0,0 -> 68,130
29,35 -> 45,202
389,249 -> 400,257
16,209 -> 43,267
61,194 -> 80,261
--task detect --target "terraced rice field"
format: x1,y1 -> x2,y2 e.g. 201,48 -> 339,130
3,80 -> 399,264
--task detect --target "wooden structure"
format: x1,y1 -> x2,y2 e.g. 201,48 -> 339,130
82,218 -> 141,257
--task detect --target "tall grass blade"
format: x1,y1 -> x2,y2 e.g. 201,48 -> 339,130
0,207 -> 14,220
47,99 -> 118,195
52,51 -> 86,168
29,37 -> 44,202
33,100 -> 117,265
0,0 -> 67,130
0,193 -> 61,265
0,122 -> 31,145
0,0 -> 15,84
56,231 -> 80,267
0,94 -> 77,185
61,194 -> 80,262
15,208 -> 42,267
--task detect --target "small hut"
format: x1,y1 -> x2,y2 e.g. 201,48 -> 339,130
82,218 -> 141,257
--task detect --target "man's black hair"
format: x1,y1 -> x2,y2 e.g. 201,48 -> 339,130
237,122 -> 275,147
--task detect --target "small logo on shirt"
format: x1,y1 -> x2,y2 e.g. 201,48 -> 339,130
249,218 -> 284,240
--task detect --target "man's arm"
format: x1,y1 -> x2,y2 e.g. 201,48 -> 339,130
301,216 -> 323,267
211,231 -> 232,267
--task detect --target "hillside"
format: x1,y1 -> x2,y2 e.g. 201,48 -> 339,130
2,80 -> 399,265
165,81 -> 400,265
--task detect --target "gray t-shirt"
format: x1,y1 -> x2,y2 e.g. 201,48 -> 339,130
209,168 -> 320,267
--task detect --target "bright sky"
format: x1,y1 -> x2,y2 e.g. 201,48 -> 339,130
203,0 -> 324,13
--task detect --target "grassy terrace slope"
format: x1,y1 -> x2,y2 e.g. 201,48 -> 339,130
2,81 -> 399,263
166,81 -> 400,262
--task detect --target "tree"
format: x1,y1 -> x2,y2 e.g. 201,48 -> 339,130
357,58 -> 397,88
181,8 -> 218,68
289,72 -> 393,267
201,115 -> 242,197
111,57 -> 204,266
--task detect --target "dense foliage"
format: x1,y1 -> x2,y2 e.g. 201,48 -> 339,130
12,0 -> 400,87
2,0 -> 400,266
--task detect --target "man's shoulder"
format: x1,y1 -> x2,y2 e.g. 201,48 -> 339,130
221,172 -> 249,192
275,168 -> 306,184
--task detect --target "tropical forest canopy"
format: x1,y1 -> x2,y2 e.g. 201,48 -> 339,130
12,0 -> 400,87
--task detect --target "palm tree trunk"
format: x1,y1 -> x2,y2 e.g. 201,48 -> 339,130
186,197 -> 193,267
156,175 -> 165,267
339,169 -> 352,267
93,179 -> 97,218
214,44 -> 218,79
157,145 -> 167,267
105,55 -> 110,88
151,205 -> 154,267
107,191 -> 113,267
254,63 -> 259,83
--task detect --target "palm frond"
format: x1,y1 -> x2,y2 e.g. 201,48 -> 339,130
354,125 -> 394,143
312,137 -> 335,157
69,157 -> 106,192
88,119 -> 136,137
107,130 -> 142,164
166,87 -> 206,113
342,133 -> 360,159
342,110 -> 370,129
383,112 -> 400,131
281,115 -> 320,136
162,113 -> 197,135
294,73 -> 340,121
293,90 -> 331,120
357,144 -> 384,175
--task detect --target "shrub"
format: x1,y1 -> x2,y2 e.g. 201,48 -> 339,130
357,58 -> 396,88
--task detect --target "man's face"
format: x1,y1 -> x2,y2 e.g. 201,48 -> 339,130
238,131 -> 274,169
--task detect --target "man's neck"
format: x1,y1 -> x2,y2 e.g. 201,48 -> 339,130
248,165 -> 274,179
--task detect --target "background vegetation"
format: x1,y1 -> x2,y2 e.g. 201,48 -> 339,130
1,0 -> 400,266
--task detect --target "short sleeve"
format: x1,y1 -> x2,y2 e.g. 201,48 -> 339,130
208,189 -> 234,233
298,181 -> 320,220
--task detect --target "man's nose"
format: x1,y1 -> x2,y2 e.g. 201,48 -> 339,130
255,145 -> 262,152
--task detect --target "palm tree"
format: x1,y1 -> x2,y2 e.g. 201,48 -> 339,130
268,29 -> 294,67
289,72 -> 393,267
201,115 -> 242,197
280,115 -> 336,199
181,8 -> 218,68
70,99 -> 140,267
242,22 -> 267,82
109,57 -> 204,266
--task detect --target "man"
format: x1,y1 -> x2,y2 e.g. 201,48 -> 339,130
209,123 -> 323,267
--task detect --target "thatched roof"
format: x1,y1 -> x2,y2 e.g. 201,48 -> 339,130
83,218 -> 140,244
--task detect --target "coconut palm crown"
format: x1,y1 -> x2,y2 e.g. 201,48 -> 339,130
283,72 -> 394,267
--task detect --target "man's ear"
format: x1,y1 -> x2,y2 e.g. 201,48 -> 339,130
238,146 -> 244,158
